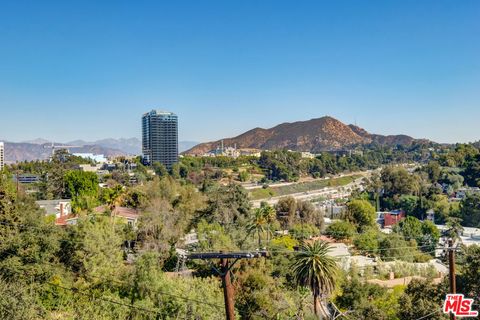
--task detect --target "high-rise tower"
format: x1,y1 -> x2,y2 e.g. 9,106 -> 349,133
142,110 -> 178,168
0,142 -> 4,171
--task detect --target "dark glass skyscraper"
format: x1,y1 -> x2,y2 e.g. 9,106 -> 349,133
142,110 -> 178,168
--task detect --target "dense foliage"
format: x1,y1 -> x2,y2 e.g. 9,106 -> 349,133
1,142 -> 480,319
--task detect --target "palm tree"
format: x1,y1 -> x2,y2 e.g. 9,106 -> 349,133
291,240 -> 338,319
246,208 -> 268,247
446,216 -> 464,241
105,185 -> 124,230
262,205 -> 276,244
246,204 -> 278,248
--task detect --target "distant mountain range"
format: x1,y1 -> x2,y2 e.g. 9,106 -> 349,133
185,116 -> 430,155
2,138 -> 199,163
2,115 -> 429,162
66,138 -> 142,155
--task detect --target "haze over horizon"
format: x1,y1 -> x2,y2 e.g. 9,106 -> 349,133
1,1 -> 479,144
2,114 -> 479,146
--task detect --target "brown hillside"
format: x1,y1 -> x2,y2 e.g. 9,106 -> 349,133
185,116 -> 426,155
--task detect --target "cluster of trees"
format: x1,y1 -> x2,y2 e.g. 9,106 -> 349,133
2,142 -> 480,319
0,169 -> 341,319
8,151 -> 95,200
0,174 -> 235,319
257,144 -> 439,182
156,143 -> 441,185
324,199 -> 438,262
364,158 -> 480,227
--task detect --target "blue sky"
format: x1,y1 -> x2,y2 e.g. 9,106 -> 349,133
0,0 -> 479,143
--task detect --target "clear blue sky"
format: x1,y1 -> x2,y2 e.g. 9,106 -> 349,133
0,0 -> 479,144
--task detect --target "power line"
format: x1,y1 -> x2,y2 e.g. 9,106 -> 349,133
0,220 -> 448,317
85,274 -> 224,310
48,282 -> 162,316
84,274 -> 258,319
1,220 -> 447,264
415,309 -> 441,320
0,221 -> 228,312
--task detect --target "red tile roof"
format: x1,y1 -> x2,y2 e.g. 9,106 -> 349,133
55,214 -> 78,226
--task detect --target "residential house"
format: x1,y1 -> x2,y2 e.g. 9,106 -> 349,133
378,209 -> 406,228
94,205 -> 140,229
35,199 -> 76,227
36,199 -> 72,218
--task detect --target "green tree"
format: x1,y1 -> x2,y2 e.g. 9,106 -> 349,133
457,245 -> 480,299
0,279 -> 45,320
430,194 -> 452,223
381,166 -> 419,198
439,170 -> 464,191
393,216 -> 422,242
259,150 -> 301,182
353,227 -> 381,253
202,183 -> 251,227
460,193 -> 480,227
397,279 -> 447,320
445,216 -> 464,240
152,162 -> 168,177
291,241 -> 338,318
60,216 -> 124,285
335,277 -> 396,319
423,161 -> 441,183
196,220 -> 236,252
129,252 -> 225,319
0,176 -> 61,283
170,162 -> 181,179
289,223 -> 320,240
462,154 -> 480,187
238,170 -> 249,182
420,220 -> 441,252
64,170 -> 99,211
275,196 -> 297,228
247,207 -> 270,247
326,221 -> 356,241
235,260 -> 301,319
398,195 -> 419,216
297,200 -> 323,227
378,233 -> 430,262
345,199 -> 376,231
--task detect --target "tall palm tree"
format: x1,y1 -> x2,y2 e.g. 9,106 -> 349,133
262,205 -> 276,244
446,216 -> 464,241
105,185 -> 124,231
246,207 -> 268,247
291,240 -> 338,319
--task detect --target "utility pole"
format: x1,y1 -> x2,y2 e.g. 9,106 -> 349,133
188,251 -> 267,320
448,239 -> 456,320
16,172 -> 19,195
220,258 -> 235,320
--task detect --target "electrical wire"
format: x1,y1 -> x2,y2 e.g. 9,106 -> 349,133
83,274 -> 259,319
48,282 -> 163,316
415,309 -> 442,320
85,274 -> 224,310
0,219 -> 451,318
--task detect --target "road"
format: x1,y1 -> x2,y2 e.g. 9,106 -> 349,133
251,175 -> 367,208
243,170 -> 373,190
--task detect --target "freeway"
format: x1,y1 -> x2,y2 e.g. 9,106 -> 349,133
244,169 -> 375,190
251,175 -> 368,208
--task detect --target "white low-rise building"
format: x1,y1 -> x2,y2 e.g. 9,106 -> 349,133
36,199 -> 71,218
73,153 -> 108,163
